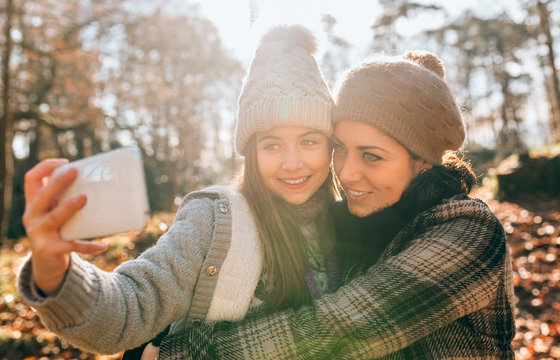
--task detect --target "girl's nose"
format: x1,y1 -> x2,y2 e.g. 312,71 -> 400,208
282,150 -> 303,170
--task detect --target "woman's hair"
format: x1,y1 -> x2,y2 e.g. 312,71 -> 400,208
239,135 -> 335,311
400,151 -> 477,210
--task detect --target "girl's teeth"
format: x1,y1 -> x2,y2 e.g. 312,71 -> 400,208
348,189 -> 367,196
282,177 -> 308,184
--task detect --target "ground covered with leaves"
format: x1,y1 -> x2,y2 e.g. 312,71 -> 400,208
475,188 -> 560,360
0,213 -> 175,360
1,193 -> 559,360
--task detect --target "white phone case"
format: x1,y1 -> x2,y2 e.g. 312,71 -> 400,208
51,146 -> 151,240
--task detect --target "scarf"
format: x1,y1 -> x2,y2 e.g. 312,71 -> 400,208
283,184 -> 340,298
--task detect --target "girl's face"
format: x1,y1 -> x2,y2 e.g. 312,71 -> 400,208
256,126 -> 331,205
333,121 -> 430,217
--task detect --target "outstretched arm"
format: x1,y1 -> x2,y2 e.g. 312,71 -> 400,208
18,160 -> 216,354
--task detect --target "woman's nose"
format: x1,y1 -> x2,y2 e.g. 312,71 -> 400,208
335,156 -> 361,184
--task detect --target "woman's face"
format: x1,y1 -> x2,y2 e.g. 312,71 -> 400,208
333,121 -> 430,217
256,126 -> 331,205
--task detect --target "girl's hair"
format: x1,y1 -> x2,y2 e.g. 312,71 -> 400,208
239,135 -> 335,311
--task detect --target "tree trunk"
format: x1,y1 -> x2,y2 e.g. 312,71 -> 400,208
1,0 -> 15,243
537,0 -> 560,142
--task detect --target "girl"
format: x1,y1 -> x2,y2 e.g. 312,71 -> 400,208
161,52 -> 515,359
18,25 -> 340,356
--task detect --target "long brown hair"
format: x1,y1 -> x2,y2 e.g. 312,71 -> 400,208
239,135 -> 335,311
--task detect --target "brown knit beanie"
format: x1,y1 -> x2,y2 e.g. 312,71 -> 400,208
235,25 -> 333,156
333,51 -> 465,165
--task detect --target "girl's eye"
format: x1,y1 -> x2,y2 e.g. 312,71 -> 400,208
263,143 -> 280,151
333,143 -> 346,154
363,152 -> 381,162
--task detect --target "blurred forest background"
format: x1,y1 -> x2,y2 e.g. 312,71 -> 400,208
0,0 -> 559,359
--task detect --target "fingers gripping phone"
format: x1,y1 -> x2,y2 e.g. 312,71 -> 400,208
51,146 -> 151,241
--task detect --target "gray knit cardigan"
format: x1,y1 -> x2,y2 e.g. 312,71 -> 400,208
17,186 -> 262,355
160,195 -> 516,359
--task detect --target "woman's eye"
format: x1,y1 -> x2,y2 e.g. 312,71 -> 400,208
301,139 -> 318,146
363,152 -> 381,162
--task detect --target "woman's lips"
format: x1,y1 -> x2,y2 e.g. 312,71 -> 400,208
346,187 -> 370,199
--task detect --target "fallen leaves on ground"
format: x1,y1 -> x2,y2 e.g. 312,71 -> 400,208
474,188 -> 560,360
0,212 -> 175,360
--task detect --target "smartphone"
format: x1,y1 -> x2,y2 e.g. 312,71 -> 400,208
51,146 -> 151,240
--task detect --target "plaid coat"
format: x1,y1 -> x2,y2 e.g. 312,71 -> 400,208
160,194 -> 515,359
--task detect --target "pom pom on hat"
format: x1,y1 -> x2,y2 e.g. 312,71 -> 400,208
405,51 -> 445,79
234,25 -> 333,156
259,24 -> 318,55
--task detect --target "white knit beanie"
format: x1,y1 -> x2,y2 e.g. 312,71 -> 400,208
235,25 -> 333,156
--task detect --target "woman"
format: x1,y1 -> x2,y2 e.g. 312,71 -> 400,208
17,25 -> 340,356
160,51 -> 515,359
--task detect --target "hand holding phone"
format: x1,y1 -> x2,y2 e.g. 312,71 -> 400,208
23,159 -> 106,296
51,146 -> 151,240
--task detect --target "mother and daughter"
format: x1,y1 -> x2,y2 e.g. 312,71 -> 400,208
18,25 -> 515,359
